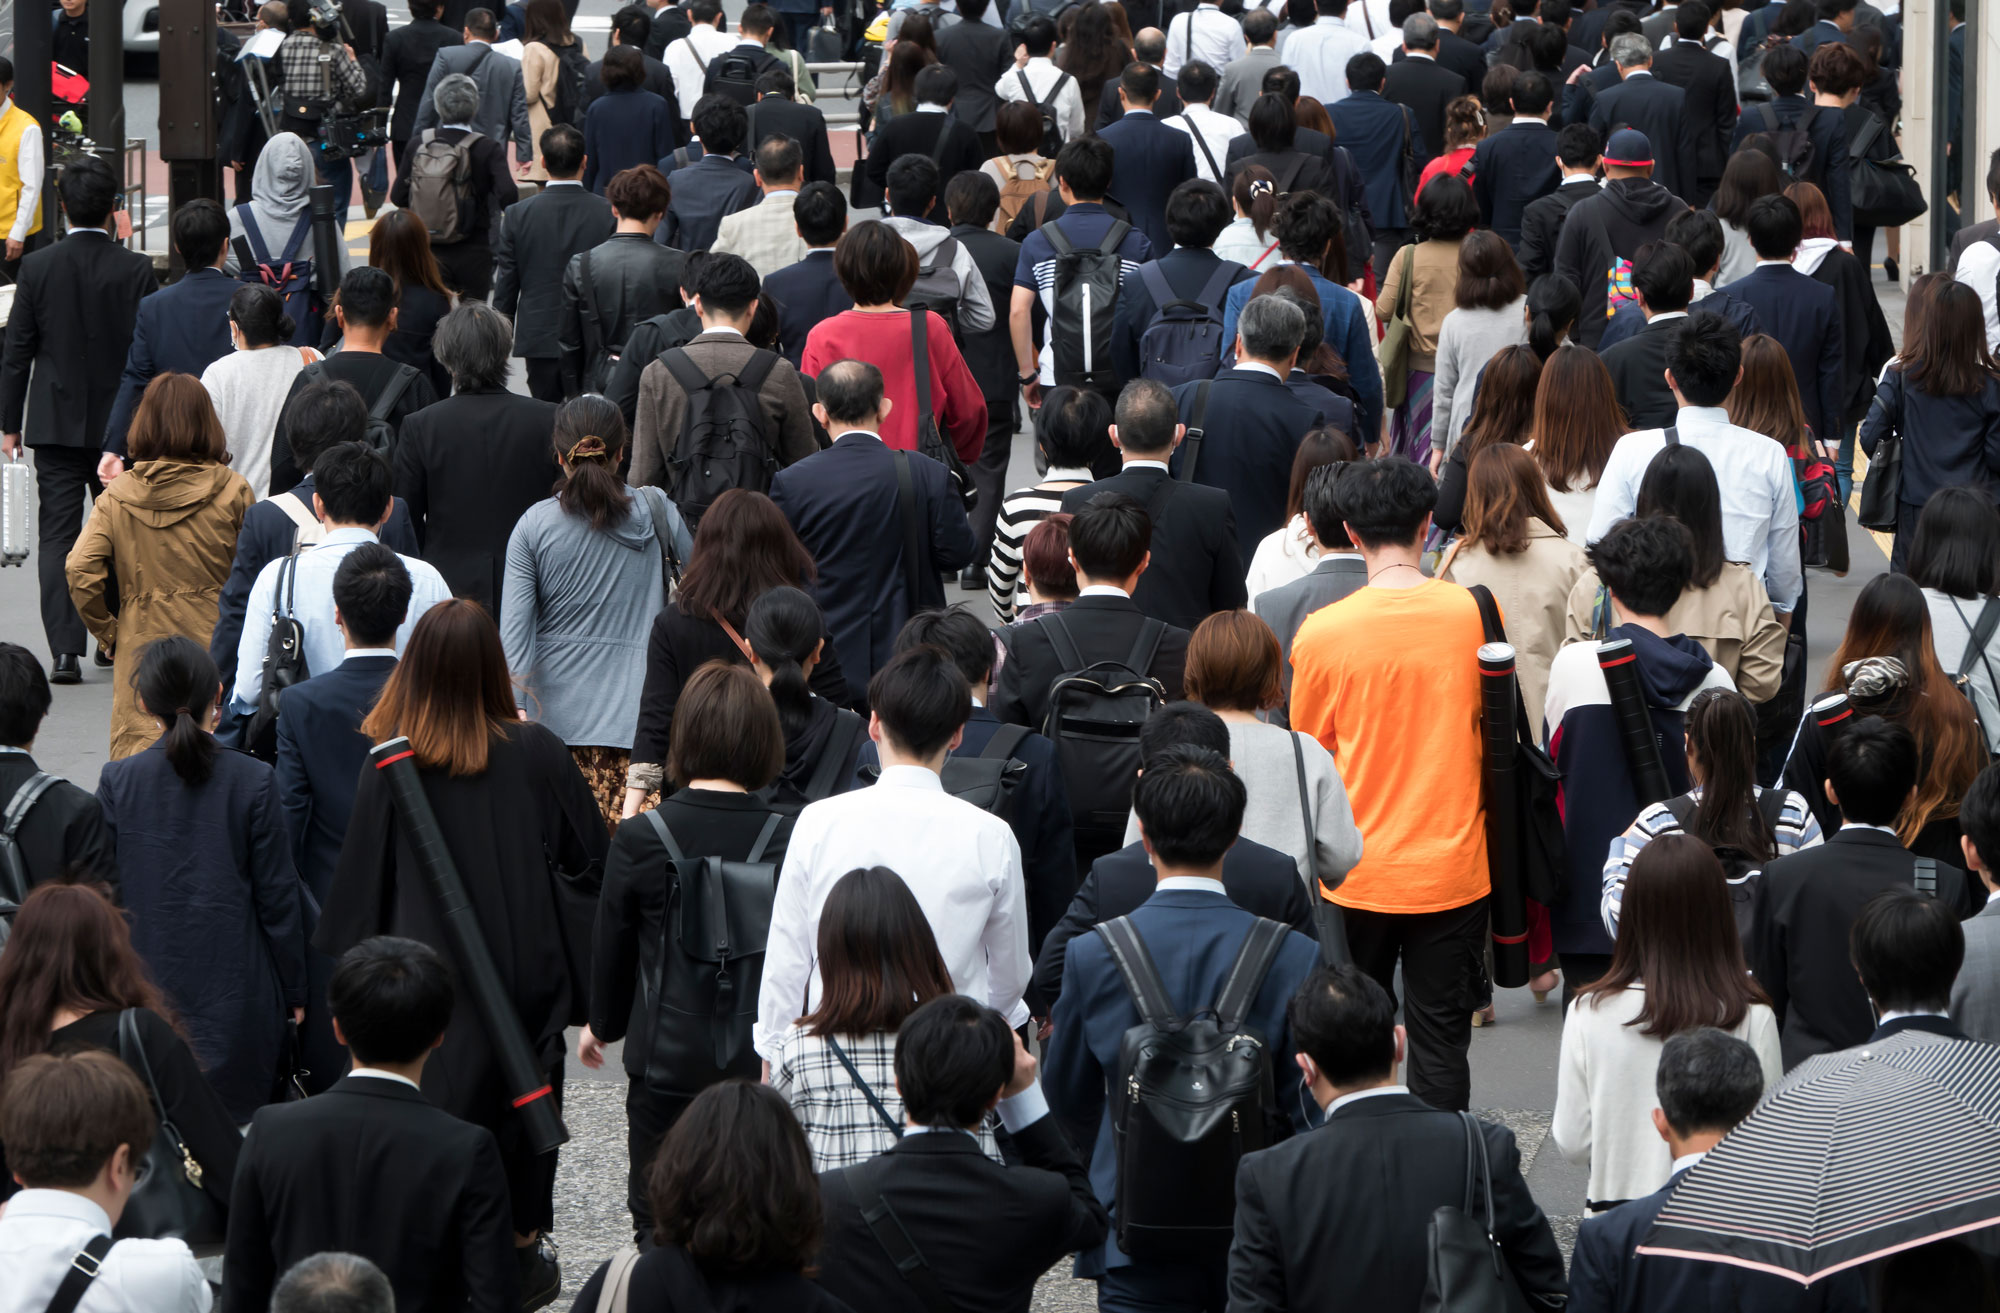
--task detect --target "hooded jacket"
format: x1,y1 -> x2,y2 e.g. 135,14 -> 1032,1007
224,132 -> 353,281
65,459 -> 255,759
1542,623 -> 1734,957
1552,176 -> 1688,349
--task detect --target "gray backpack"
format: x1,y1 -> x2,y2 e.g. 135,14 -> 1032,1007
406,128 -> 483,244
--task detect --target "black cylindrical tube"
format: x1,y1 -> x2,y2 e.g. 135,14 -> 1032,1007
1480,642 -> 1529,989
369,737 -> 568,1155
1810,692 -> 1853,746
308,183 -> 343,306
1597,638 -> 1673,807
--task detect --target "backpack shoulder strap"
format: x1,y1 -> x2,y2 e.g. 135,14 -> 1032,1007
1099,219 -> 1131,255
1914,857 -> 1939,898
1093,915 -> 1179,1027
370,364 -> 420,422
1041,219 -> 1075,255
1663,426 -> 1679,446
641,805 -> 687,864
1759,102 -> 1779,134
1195,261 -> 1243,309
1661,792 -> 1697,829
41,1234 -> 116,1313
1138,260 -> 1174,311
1214,917 -> 1290,1034
661,347 -> 713,395
1016,68 -> 1035,102
3,771 -> 59,840
1047,70 -> 1071,103
892,446 -> 926,613
981,722 -> 1032,762
841,1155 -> 955,1313
1126,617 -> 1167,676
737,348 -> 779,394
1043,611 -> 1086,672
279,209 -> 315,262
745,811 -> 784,863
235,204 -> 274,266
806,708 -> 864,802
1755,786 -> 1788,829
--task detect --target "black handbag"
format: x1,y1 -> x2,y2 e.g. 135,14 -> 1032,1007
1857,371 -> 1903,532
1420,1112 -> 1534,1313
114,1010 -> 226,1246
1847,113 -> 1926,228
242,549 -> 309,762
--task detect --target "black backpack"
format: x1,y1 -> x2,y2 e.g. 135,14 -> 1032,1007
549,39 -> 592,125
1757,103 -> 1824,184
859,723 -> 1032,820
300,360 -> 419,452
1043,218 -> 1130,396
242,550 -> 310,763
1015,68 -> 1072,159
1136,261 -> 1242,388
1097,913 -> 1289,1261
710,49 -> 764,106
660,347 -> 780,526
1037,612 -> 1166,857
0,771 -> 57,956
1663,789 -> 1787,949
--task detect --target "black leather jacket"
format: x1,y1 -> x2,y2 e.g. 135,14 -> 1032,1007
558,233 -> 688,398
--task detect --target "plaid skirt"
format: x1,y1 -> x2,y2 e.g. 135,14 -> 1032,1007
1389,369 -> 1436,462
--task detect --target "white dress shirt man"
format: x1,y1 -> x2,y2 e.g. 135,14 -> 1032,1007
664,9 -> 739,120
1285,4 -> 1374,102
996,48 -> 1087,145
1163,1 -> 1247,80
1163,70 -> 1242,183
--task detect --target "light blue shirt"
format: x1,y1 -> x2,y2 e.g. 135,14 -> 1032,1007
229,526 -> 452,713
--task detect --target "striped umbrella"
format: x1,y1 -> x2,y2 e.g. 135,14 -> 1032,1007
1637,1032 -> 2000,1284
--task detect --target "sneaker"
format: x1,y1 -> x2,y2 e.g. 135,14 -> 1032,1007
517,1236 -> 560,1312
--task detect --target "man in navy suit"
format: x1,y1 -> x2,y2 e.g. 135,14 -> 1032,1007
769,360 -> 975,688
102,199 -> 237,463
1044,743 -> 1319,1312
1651,4 -> 1738,206
1589,33 -> 1698,204
1850,885 -> 1974,1049
1112,179 -> 1256,383
1099,61 -> 1199,259
1730,44 -> 1852,242
1469,70 -> 1561,246
762,181 -> 852,368
273,543 -> 408,1093
1790,0 -> 1854,52
1327,52 -> 1422,277
1719,196 -> 1845,448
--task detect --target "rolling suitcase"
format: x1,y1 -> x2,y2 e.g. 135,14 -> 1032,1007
0,450 -> 30,567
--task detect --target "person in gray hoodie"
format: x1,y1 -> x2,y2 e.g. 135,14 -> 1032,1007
500,393 -> 694,828
224,132 -> 354,284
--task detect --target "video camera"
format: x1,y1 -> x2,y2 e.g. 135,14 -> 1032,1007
305,0 -> 346,38
317,109 -> 389,161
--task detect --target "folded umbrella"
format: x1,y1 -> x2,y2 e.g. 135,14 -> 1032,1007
1637,1031 -> 2000,1284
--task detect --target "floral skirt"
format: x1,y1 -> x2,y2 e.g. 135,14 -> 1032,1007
571,746 -> 648,835
1389,369 -> 1436,462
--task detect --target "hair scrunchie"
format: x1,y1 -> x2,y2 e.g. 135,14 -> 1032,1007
566,435 -> 611,463
1842,655 -> 1909,707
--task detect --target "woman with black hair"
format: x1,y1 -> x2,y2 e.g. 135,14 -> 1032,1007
94,636 -> 307,1122
1225,93 -> 1331,196
1524,272 -> 1580,360
1375,174 -> 1478,461
746,586 -> 867,803
1710,144 -> 1786,284
986,387 -> 1110,620
199,283 -> 319,496
1908,488 -> 2000,756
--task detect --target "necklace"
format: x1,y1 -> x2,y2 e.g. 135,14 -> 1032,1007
1368,562 -> 1425,584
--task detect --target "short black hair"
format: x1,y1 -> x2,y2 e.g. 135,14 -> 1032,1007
695,252 -> 760,316
171,198 -> 230,268
1178,58 -> 1220,103
1851,887 -> 1964,1014
332,542 -> 413,648
610,3 -> 650,48
539,122 -> 586,177
691,93 -> 748,155
1587,516 -> 1694,617
312,441 -> 395,527
793,180 -> 847,246
327,936 -> 455,1066
1303,461 -> 1353,548
1248,94 -> 1298,152
756,65 -> 798,99
1069,492 -> 1152,581
1631,241 -> 1695,313
1056,137 -> 1114,200
1827,715 -> 1917,826
1744,194 -> 1803,259
1345,51 -> 1386,92
336,266 -> 398,330
1666,312 -> 1743,407
1655,1028 -> 1764,1137
1664,208 -> 1726,277
1511,69 -> 1553,116
894,995 -> 1013,1129
886,152 -> 942,219
1139,701 -> 1230,765
1336,458 -> 1437,550
0,642 -> 52,748
58,157 -> 119,229
1289,965 -> 1398,1087
1113,378 -> 1178,455
1120,60 -> 1160,104
602,44 -> 645,90
0,56 -> 14,86
1761,41 -> 1808,96
895,607 -> 994,687
914,62 -> 958,106
1020,13 -> 1057,55
1132,744 -> 1246,867
868,644 -> 971,758
946,170 -> 999,229
1674,0 -> 1711,40
1962,763 -> 2000,875
1556,121 -> 1602,168
282,379 -> 370,475
1412,173 -> 1478,242
816,360 -> 885,425
1164,179 -> 1232,250
1260,65 -> 1301,100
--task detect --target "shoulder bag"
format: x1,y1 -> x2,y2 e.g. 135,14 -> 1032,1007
1379,244 -> 1418,410
638,486 -> 686,597
824,1034 -> 904,1138
1950,596 -> 2000,755
823,1159 -> 959,1313
1856,369 -> 1903,532
114,1010 -> 226,1245
1290,730 -> 1350,967
41,1235 -> 115,1313
0,771 -> 56,953
1419,1112 -> 1533,1313
1846,111 -> 1926,229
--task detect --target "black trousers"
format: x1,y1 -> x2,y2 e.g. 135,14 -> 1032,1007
1890,497 -> 1919,575
1343,897 -> 1488,1111
625,1078 -> 693,1246
524,356 -> 566,403
967,389 -> 1016,559
434,240 -> 494,302
31,445 -> 102,656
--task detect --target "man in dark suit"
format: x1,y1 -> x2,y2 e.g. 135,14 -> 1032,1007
1517,121 -> 1603,279
1328,53 -> 1423,276
1045,745 -> 1320,1311
394,304 -> 561,624
660,93 -> 760,251
1097,26 -> 1184,129
769,361 -> 976,688
411,8 -> 534,169
493,124 -> 617,402
940,0 -> 1017,151
1413,0 -> 1489,87
0,643 -> 112,888
1718,195 -> 1845,449
102,199 -> 237,461
222,937 -> 523,1313
1602,241 -> 1696,429
945,172 -> 1024,577
1059,381 -> 1247,632
381,0 -> 463,183
1667,209 -> 1762,338
643,0 -> 692,59
582,4 -> 682,121
1730,44 -> 1852,242
1469,71 -> 1561,246
1222,66 -> 1343,175
1384,14 -> 1468,170
816,995 -> 1109,1313
1851,885 -> 1974,1049
1226,965 -> 1567,1313
0,158 -> 157,683
764,180 -> 852,367
1651,3 -> 1737,205
991,494 -> 1193,731
1790,0 -> 1854,53
745,67 -> 838,186
1111,178 -> 1257,383
1031,702 -> 1316,1003
866,65 -> 989,194
1589,33 -> 1699,203
1097,62 -> 1199,261
1751,718 -> 1979,1069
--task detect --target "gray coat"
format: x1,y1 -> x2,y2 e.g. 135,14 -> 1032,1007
1952,898 -> 2000,1044
499,488 -> 694,749
1252,554 -> 1369,726
412,40 -> 534,162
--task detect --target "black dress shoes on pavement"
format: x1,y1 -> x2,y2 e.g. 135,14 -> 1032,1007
49,654 -> 82,685
958,564 -> 988,591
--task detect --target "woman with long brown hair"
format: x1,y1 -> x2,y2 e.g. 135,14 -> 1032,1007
1432,230 -> 1528,458
862,14 -> 938,143
1528,342 -> 1626,542
1059,1 -> 1133,127
1727,333 -> 1810,455
1553,835 -> 1780,1207
369,207 -> 456,394
320,598 -> 607,1276
1434,344 -> 1541,533
1245,426 -> 1359,597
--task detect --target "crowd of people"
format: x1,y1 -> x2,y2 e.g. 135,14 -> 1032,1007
4,0 -> 2000,1309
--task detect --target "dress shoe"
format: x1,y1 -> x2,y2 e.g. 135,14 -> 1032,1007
517,1236 -> 561,1312
958,564 -> 988,591
49,654 -> 82,685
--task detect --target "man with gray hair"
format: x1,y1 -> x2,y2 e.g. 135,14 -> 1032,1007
390,71 -> 520,299
1169,293 -> 1335,559
411,6 -> 533,170
1587,31 -> 1696,202
1382,10 -> 1467,172
271,1253 -> 396,1313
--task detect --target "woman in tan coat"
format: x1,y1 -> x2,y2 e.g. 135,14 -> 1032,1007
1375,174 -> 1472,461
520,0 -> 583,184
67,373 -> 254,759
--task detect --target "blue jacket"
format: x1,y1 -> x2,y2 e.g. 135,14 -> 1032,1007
1043,886 -> 1318,1276
583,87 -> 680,193
658,152 -> 760,251
104,266 -> 239,457
1718,264 -> 1845,447
1328,91 -> 1421,232
1222,266 -> 1382,442
275,654 -> 396,906
1469,119 -> 1561,247
764,249 -> 854,367
1097,110 -> 1198,258
1731,97 -> 1852,241
1170,368 -> 1339,559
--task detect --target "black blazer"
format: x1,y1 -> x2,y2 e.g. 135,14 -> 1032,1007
1227,1093 -> 1567,1313
1223,124 -> 1338,176
1517,177 -> 1598,281
1651,40 -> 1736,199
1170,368 -> 1331,560
273,655 -> 397,905
492,183 -> 618,360
1059,465 -> 1248,632
0,231 -> 157,449
576,1246 -> 851,1313
1468,119 -> 1560,247
951,223 -> 1025,400
1382,55 -> 1467,169
220,1075 -> 518,1313
645,3 -> 692,58
989,593 -> 1191,730
764,249 -> 854,368
1395,28 -> 1485,88
748,95 -> 839,188
865,110 -> 988,191
1601,314 -> 1684,431
382,17 -> 462,142
0,751 -> 112,891
1949,218 -> 2000,271
815,1113 -> 1109,1313
937,18 -> 1015,133
393,390 -> 561,622
1717,264 -> 1844,448
1588,72 -> 1697,203
1751,828 -> 1979,1069
1030,835 -> 1315,1005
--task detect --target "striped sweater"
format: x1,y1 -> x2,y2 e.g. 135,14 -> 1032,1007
985,471 -> 1092,619
1601,787 -> 1824,938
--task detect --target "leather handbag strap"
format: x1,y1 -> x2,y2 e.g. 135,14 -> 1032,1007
825,1035 -> 904,1137
893,448 -> 926,617
42,1234 -> 114,1313
833,1159 -> 960,1313
1179,379 -> 1212,484
640,487 -> 683,594
715,612 -> 756,663
1288,731 -> 1317,890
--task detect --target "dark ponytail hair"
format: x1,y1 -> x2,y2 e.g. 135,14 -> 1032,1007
133,636 -> 220,786
1232,164 -> 1279,241
745,585 -> 824,740
552,394 -> 633,530
1526,274 -> 1580,361
1684,688 -> 1774,863
228,283 -> 296,347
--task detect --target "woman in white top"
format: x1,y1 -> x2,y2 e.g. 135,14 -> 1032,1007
1554,834 -> 1782,1208
199,284 -> 318,499
1212,165 -> 1282,272
1433,231 -> 1530,456
1907,487 -> 2000,754
1526,342 -> 1624,546
1712,149 -> 1786,285
1244,427 -> 1356,600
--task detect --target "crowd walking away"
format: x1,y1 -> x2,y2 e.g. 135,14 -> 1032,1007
10,0 -> 2000,1310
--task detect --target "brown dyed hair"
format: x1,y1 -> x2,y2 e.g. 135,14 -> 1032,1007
669,661 -> 786,790
674,489 -> 817,627
833,220 -> 919,306
1185,610 -> 1285,712
1574,834 -> 1769,1036
1454,229 -> 1526,310
128,373 -> 227,463
369,208 -> 453,302
1785,180 -> 1837,242
1900,271 -> 1951,353
1463,443 -> 1567,554
0,883 -> 181,1084
1284,426 -> 1358,521
1021,513 -> 1077,599
1293,94 -> 1335,141
1899,280 -> 1997,400
1530,344 -> 1625,492
1460,344 -> 1542,465
647,1081 -> 822,1272
881,19 -> 938,115
1727,334 -> 1809,453
361,598 -> 518,776
0,1049 -> 155,1188
1807,38 -> 1865,97
606,164 -> 671,221
801,866 -> 956,1036
1441,94 -> 1486,152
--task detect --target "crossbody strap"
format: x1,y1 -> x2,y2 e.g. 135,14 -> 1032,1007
824,1035 -> 904,1137
370,364 -> 419,423
893,448 -> 926,614
1288,731 -> 1317,889
1951,597 -> 2000,686
640,487 -> 684,594
42,1234 -> 115,1313
1179,379 -> 1212,484
909,307 -> 936,437
980,722 -> 1032,762
837,1157 -> 959,1313
641,806 -> 686,863
1185,116 -> 1222,179
1094,915 -> 1180,1028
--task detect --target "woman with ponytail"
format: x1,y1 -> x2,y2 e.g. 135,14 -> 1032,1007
1524,273 -> 1580,361
501,395 -> 695,830
93,636 -> 307,1122
1214,164 -> 1283,272
746,586 -> 866,803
